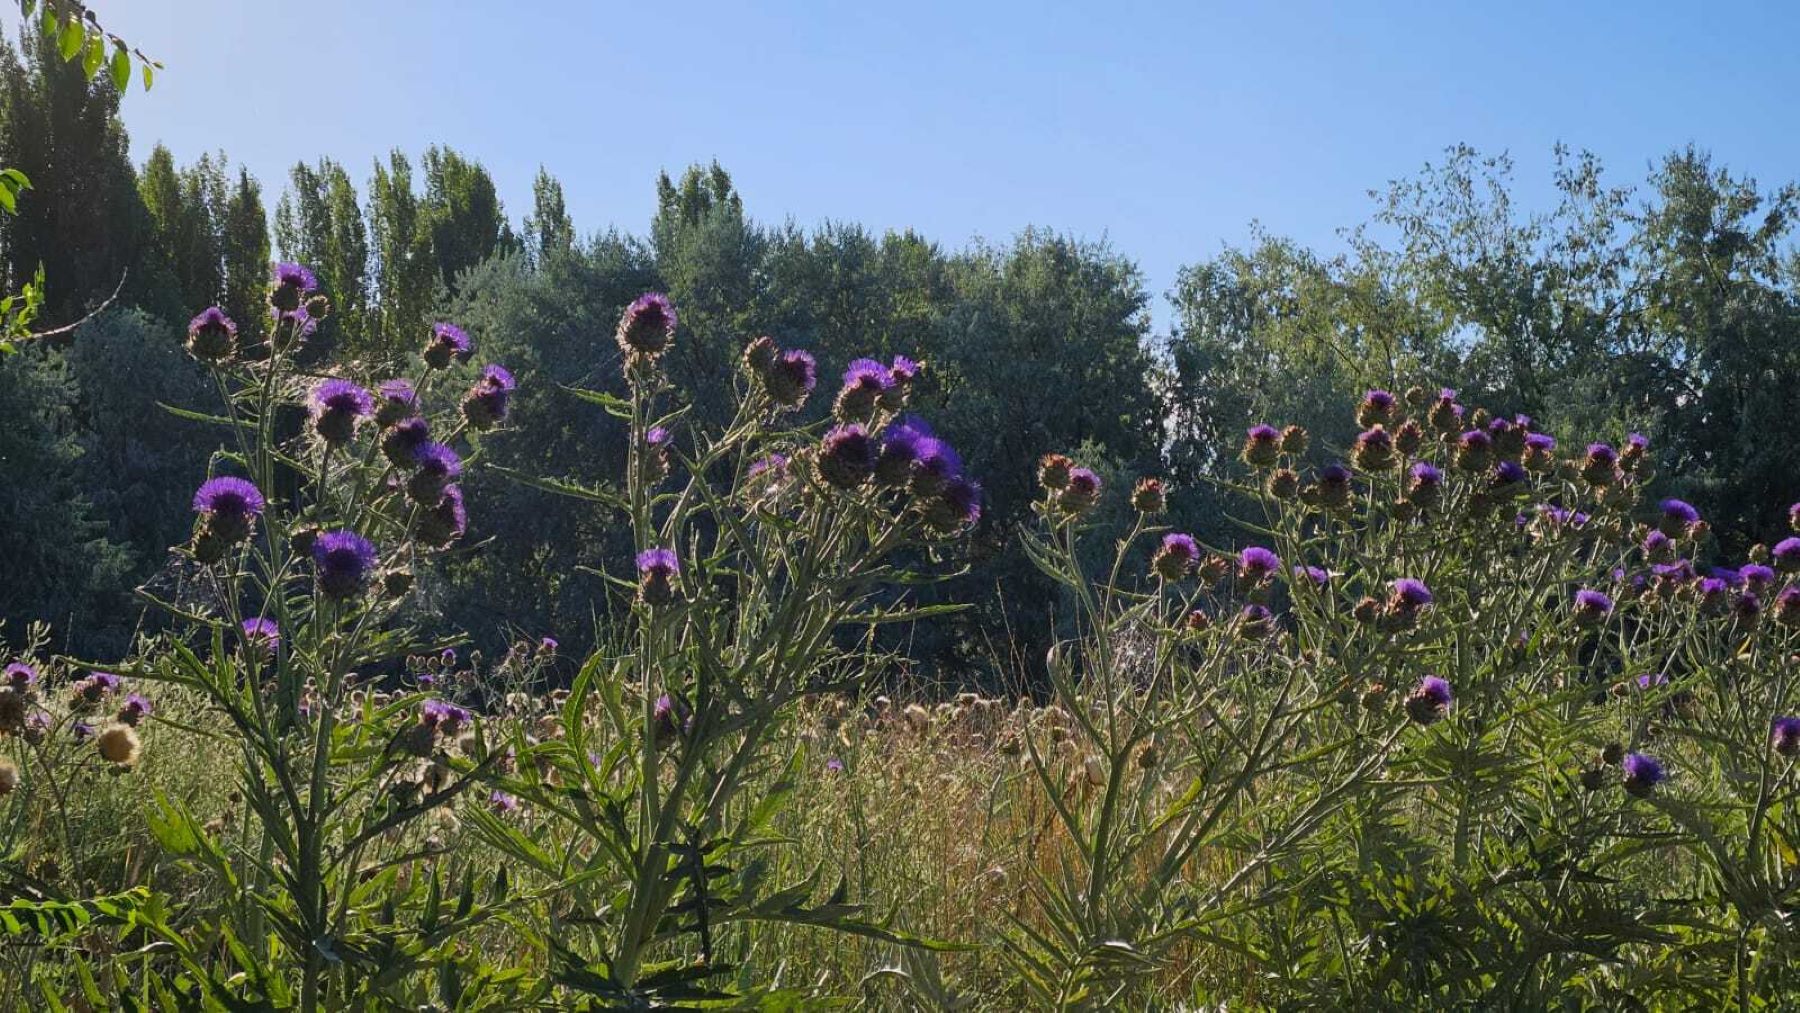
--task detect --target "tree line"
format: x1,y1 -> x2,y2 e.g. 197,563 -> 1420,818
2,27 -> 1797,685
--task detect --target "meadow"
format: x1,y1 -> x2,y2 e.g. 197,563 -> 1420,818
2,275 -> 1799,1010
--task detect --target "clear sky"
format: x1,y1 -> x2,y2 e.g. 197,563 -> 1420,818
38,1 -> 1800,322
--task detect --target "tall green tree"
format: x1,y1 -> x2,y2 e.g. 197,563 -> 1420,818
220,166 -> 269,340
274,157 -> 369,353
525,165 -> 574,266
368,149 -> 434,356
420,144 -> 512,292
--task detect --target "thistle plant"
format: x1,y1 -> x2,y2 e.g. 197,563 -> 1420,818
467,305 -> 978,1005
46,269 -> 536,1008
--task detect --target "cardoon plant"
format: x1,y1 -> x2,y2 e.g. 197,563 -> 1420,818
57,277 -> 525,1008
466,298 -> 974,1004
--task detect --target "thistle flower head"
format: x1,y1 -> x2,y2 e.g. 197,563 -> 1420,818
1391,578 -> 1434,611
1152,533 -> 1200,581
1238,546 -> 1281,583
313,530 -> 378,598
382,416 -> 433,468
418,485 -> 468,547
117,693 -> 153,726
834,358 -> 893,419
309,379 -> 373,445
763,348 -> 818,406
616,292 -> 677,357
1622,752 -> 1666,795
637,547 -> 680,606
1774,537 -> 1800,572
1357,388 -> 1398,427
186,306 -> 239,362
1573,588 -> 1615,625
818,424 -> 878,489
241,618 -> 280,654
1405,675 -> 1452,724
193,477 -> 265,520
461,365 -> 516,430
1242,424 -> 1282,467
424,322 -> 474,368
1739,563 -> 1777,592
96,724 -> 140,766
1058,467 -> 1103,514
1773,716 -> 1800,756
3,662 -> 36,691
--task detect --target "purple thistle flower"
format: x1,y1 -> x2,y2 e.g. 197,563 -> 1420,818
1410,461 -> 1443,486
1242,424 -> 1282,466
888,356 -> 920,386
1152,533 -> 1201,581
382,416 -> 432,467
241,617 -> 280,654
313,530 -> 378,598
309,379 -> 373,445
539,636 -> 558,654
1740,563 -> 1777,592
1417,676 -> 1452,706
4,662 -> 36,690
1525,432 -> 1556,453
407,442 -> 463,502
834,357 -> 894,419
424,322 -> 474,368
748,453 -> 789,483
818,424 -> 878,489
1293,564 -> 1330,587
1622,752 -> 1666,795
875,416 -> 932,485
1238,546 -> 1282,582
843,358 -> 893,390
1736,591 -> 1763,622
488,790 -> 520,815
462,365 -> 516,430
1636,672 -> 1668,690
185,306 -> 239,361
909,436 -> 963,494
274,262 -> 318,293
637,547 -> 680,606
375,379 -> 420,425
1626,432 -> 1649,451
421,698 -> 471,734
1775,537 -> 1800,572
637,548 -> 679,578
418,485 -> 468,547
1493,460 -> 1527,485
1391,578 -> 1434,610
192,477 -> 265,520
936,477 -> 983,528
1773,716 -> 1800,756
645,426 -> 672,448
765,348 -> 818,406
1659,499 -> 1699,525
826,757 -> 846,773
1573,588 -> 1614,624
71,720 -> 94,742
310,378 -> 374,418
617,292 -> 677,357
117,692 -> 153,726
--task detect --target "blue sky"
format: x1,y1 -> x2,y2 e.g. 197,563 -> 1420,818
47,1 -> 1800,322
